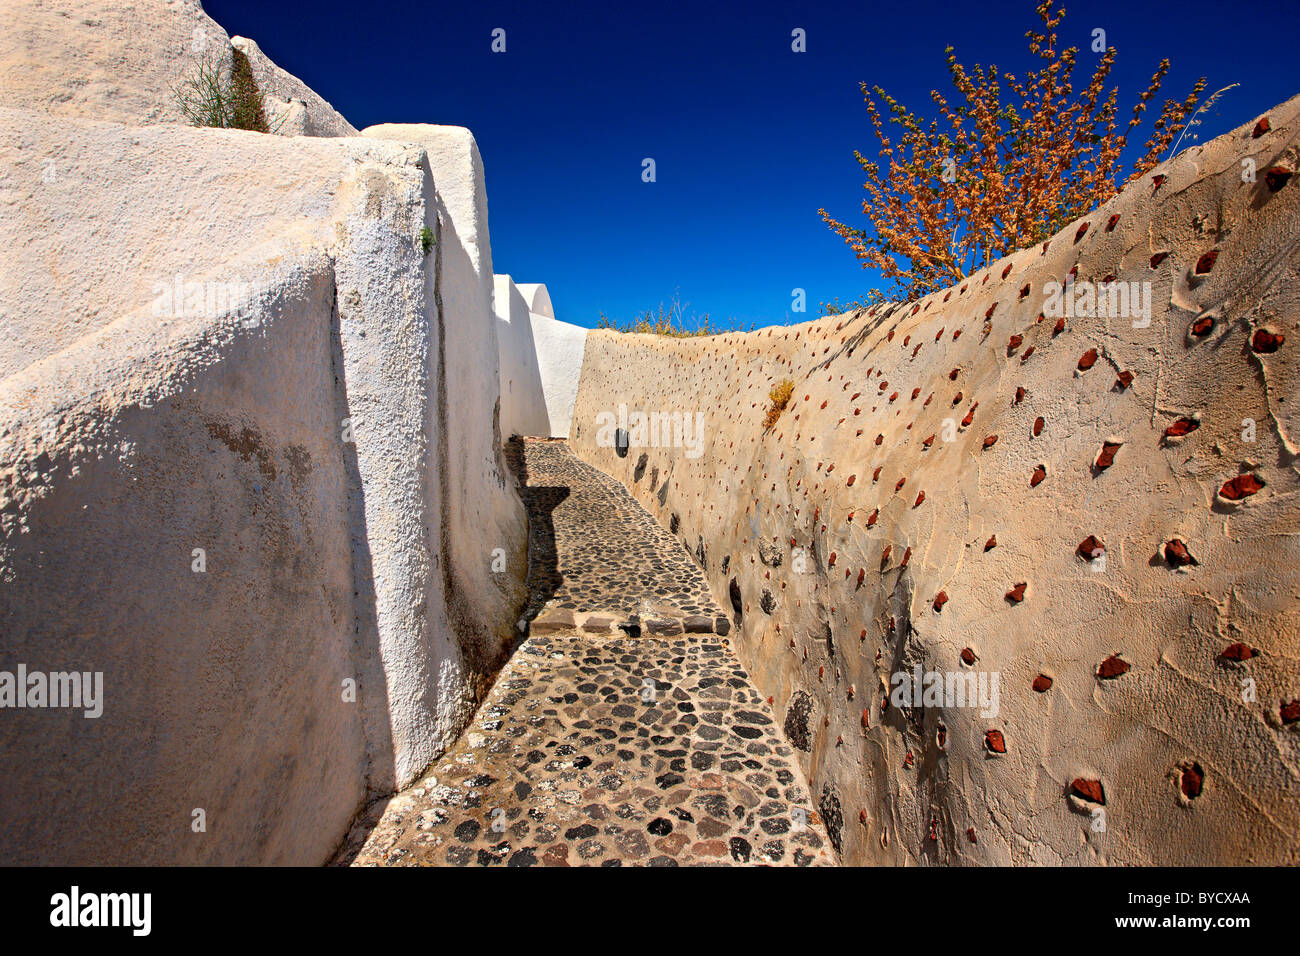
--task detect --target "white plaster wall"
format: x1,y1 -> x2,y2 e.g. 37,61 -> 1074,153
0,107 -> 357,382
0,108 -> 528,863
493,275 -> 551,438
361,124 -> 529,708
0,0 -> 358,136
516,282 -> 554,319
528,310 -> 588,438
0,227 -> 369,863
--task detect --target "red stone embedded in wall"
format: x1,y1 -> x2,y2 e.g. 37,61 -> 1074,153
1251,329 -> 1284,353
1030,465 -> 1047,487
1219,474 -> 1264,500
1077,535 -> 1105,560
1219,642 -> 1257,662
1253,116 -> 1271,137
1195,250 -> 1219,275
985,730 -> 1007,753
1071,778 -> 1105,804
960,647 -> 976,665
933,591 -> 948,611
1078,348 -> 1098,371
1179,762 -> 1204,799
1095,442 -> 1121,470
1164,417 -> 1199,438
1264,166 -> 1292,192
1032,675 -> 1053,693
1164,539 -> 1198,567
1005,582 -> 1027,603
1097,655 -> 1130,679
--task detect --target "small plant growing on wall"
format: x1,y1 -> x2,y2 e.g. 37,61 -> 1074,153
420,227 -> 435,255
171,47 -> 282,133
764,379 -> 795,430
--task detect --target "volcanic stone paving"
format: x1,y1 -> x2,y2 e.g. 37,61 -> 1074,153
340,440 -> 834,867
513,438 -> 729,632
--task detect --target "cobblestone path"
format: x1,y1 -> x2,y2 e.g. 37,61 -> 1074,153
338,440 -> 834,867
511,438 -> 730,633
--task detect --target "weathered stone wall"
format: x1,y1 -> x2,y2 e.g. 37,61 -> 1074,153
570,96 -> 1300,865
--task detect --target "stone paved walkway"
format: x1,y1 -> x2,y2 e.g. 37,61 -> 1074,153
512,439 -> 730,633
336,440 -> 834,867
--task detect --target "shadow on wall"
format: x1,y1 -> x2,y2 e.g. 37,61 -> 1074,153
329,285 -> 397,808
502,437 -> 570,627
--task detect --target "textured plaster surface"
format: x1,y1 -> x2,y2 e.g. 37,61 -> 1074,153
362,124 -> 530,708
0,107 -> 527,862
570,98 -> 1300,865
0,0 -> 357,136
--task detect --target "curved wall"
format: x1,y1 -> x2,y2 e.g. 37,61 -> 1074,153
569,96 -> 1300,865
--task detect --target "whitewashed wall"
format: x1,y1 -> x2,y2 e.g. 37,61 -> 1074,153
493,277 -> 589,439
0,109 -> 530,864
493,275 -> 551,438
528,309 -> 588,438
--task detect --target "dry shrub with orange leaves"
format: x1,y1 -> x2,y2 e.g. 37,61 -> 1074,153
764,379 -> 795,430
820,1 -> 1206,301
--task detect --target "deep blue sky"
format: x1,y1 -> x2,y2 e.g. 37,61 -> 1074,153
206,0 -> 1298,329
